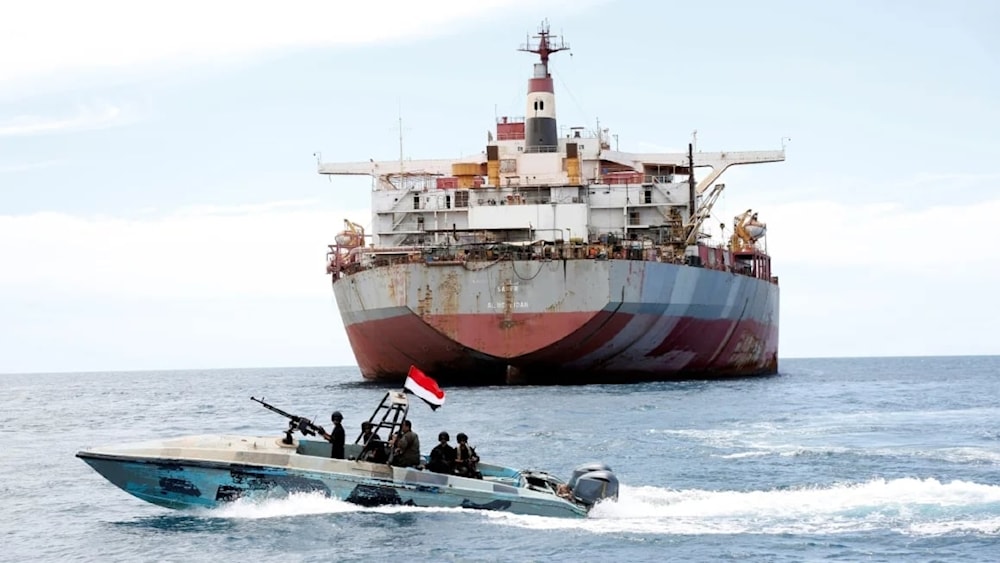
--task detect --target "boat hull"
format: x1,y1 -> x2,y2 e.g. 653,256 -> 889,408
76,435 -> 587,518
333,259 -> 779,383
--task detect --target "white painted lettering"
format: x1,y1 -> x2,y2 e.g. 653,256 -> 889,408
487,301 -> 529,309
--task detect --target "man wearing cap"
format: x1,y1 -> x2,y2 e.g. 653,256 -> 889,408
326,410 -> 346,459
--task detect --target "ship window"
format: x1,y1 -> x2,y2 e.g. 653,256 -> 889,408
644,189 -> 652,204
445,195 -> 452,209
455,190 -> 469,208
629,211 -> 640,225
413,195 -> 420,210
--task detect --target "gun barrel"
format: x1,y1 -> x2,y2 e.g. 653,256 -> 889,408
250,396 -> 296,420
251,396 -> 325,438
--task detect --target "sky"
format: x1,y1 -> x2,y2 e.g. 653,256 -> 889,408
1,0 -> 998,374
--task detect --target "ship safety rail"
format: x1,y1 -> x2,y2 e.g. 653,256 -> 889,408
648,174 -> 676,184
495,116 -> 526,140
522,145 -> 559,154
490,123 -> 611,148
328,238 -> 776,286
559,125 -> 604,140
595,173 -> 678,185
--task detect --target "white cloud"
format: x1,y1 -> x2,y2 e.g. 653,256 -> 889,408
0,202 -> 369,372
0,103 -> 133,136
0,0 -> 582,87
763,198 -> 1000,278
697,168 -> 1000,278
888,171 -> 1000,190
0,159 -> 70,173
761,196 -> 1000,358
0,202 -> 368,300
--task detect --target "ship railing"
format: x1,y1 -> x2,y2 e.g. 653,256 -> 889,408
496,132 -> 526,141
596,174 -> 676,186
327,240 -> 778,286
522,145 -> 559,154
560,125 -> 603,140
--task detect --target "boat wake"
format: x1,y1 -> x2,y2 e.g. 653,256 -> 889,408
196,478 -> 1000,536
488,479 -> 1000,536
204,492 -> 472,520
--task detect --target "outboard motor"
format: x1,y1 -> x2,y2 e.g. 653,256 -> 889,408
571,470 -> 619,507
568,462 -> 613,489
568,462 -> 619,507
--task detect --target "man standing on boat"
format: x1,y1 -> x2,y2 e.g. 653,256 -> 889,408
325,411 -> 345,459
391,420 -> 420,467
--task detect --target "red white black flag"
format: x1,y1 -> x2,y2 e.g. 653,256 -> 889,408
404,365 -> 446,410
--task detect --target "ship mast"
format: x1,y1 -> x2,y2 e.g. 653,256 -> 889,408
687,142 -> 696,235
518,21 -> 569,153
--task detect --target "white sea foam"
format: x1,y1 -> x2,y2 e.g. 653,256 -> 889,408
204,492 -> 469,520
201,477 -> 1000,532
717,450 -> 771,459
491,479 -> 1000,536
908,516 -> 1000,535
668,420 -> 1000,465
205,492 -> 355,519
913,447 -> 1000,465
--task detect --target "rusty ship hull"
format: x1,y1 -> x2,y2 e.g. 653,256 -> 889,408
334,258 -> 778,383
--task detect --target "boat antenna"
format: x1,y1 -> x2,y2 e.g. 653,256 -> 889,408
518,19 -> 569,67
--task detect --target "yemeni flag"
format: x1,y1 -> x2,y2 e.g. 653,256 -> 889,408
404,365 -> 446,410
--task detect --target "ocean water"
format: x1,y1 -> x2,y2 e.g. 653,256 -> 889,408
3,356 -> 1000,562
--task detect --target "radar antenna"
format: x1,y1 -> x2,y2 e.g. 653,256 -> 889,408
518,20 -> 570,70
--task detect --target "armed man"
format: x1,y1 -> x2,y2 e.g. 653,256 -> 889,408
325,411 -> 346,459
391,419 -> 420,467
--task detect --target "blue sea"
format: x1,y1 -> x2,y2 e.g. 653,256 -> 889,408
3,356 -> 1000,562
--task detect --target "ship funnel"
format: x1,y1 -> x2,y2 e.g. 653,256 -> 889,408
519,21 -> 569,153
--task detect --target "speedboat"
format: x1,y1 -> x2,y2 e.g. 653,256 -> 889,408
76,391 -> 619,518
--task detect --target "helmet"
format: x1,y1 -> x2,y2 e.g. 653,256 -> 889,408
438,431 -> 450,442
456,432 -> 468,443
331,411 -> 343,422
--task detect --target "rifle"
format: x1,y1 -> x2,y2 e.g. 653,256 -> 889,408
251,396 -> 328,444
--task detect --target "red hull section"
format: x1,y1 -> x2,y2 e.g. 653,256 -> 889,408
346,309 -> 777,384
423,311 -> 596,357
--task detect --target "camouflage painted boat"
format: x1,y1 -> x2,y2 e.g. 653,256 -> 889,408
77,392 -> 618,518
318,22 -> 785,384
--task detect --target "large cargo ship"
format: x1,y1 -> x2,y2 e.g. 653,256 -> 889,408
319,23 -> 785,384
